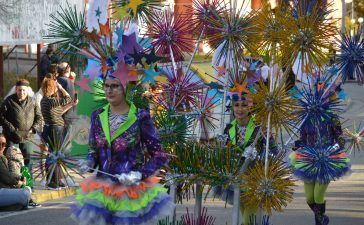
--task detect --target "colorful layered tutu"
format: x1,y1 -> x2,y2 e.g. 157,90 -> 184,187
289,144 -> 351,184
71,176 -> 174,225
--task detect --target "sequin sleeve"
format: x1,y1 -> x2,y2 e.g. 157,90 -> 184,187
139,110 -> 168,178
86,110 -> 99,168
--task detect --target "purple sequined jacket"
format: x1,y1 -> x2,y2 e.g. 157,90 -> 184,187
86,103 -> 168,180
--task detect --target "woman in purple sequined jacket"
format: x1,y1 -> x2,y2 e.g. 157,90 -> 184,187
72,76 -> 173,225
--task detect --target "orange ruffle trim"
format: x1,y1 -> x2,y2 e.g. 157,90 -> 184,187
80,176 -> 161,200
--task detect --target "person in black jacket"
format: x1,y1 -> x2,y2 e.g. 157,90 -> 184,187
0,79 -> 43,173
57,62 -> 77,128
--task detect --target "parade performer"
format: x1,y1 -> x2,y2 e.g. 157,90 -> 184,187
290,81 -> 351,225
72,74 -> 174,225
216,83 -> 277,225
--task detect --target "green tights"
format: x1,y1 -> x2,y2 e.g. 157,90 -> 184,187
304,182 -> 329,204
240,204 -> 257,225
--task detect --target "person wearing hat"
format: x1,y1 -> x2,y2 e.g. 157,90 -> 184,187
215,83 -> 277,225
290,80 -> 350,225
73,74 -> 173,225
0,79 -> 43,177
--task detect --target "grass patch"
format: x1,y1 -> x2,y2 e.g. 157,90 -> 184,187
1,72 -> 37,101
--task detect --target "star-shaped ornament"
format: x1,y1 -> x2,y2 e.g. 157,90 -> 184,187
130,49 -> 145,67
113,3 -> 129,20
142,63 -> 160,85
120,32 -> 143,55
76,72 -> 92,95
230,82 -> 249,94
145,48 -> 162,64
99,19 -> 110,37
124,0 -> 144,16
95,7 -> 101,17
112,62 -> 138,87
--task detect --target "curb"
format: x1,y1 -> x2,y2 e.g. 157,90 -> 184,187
32,187 -> 77,203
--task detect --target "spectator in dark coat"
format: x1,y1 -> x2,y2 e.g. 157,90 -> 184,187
0,79 -> 43,173
57,62 -> 77,127
39,48 -> 54,84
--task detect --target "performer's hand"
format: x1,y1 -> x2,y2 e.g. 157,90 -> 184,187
77,159 -> 90,174
243,145 -> 257,160
117,171 -> 142,186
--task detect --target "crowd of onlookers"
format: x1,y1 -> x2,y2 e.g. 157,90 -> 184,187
0,45 -> 78,211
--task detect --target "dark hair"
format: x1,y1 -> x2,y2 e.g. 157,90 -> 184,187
15,79 -> 30,87
48,64 -> 58,77
45,73 -> 56,80
46,48 -> 54,55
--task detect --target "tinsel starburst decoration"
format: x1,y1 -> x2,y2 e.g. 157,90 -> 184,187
31,131 -> 86,187
282,0 -> 337,70
189,91 -> 220,140
254,3 -> 291,64
153,109 -> 193,152
343,121 -> 364,154
191,0 -> 224,35
154,69 -> 204,111
241,153 -> 296,215
250,79 -> 298,136
146,8 -> 194,62
296,81 -> 343,133
336,28 -> 364,84
206,1 -> 257,66
292,144 -> 351,184
45,3 -> 88,69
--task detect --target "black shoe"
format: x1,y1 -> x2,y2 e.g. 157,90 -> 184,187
29,199 -> 41,207
46,183 -> 60,190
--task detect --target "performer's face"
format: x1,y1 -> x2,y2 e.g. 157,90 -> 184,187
104,79 -> 125,105
233,100 -> 250,122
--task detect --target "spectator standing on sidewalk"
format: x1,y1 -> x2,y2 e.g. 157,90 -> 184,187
40,78 -> 78,189
39,47 -> 54,85
0,79 -> 43,175
57,62 -> 77,130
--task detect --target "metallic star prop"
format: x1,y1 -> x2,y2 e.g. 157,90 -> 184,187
142,63 -> 160,85
230,82 -> 249,94
112,62 -> 138,87
112,2 -> 129,20
124,0 -> 144,16
76,72 -> 92,95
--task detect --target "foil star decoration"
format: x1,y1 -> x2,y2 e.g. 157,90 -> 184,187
142,63 -> 159,85
112,61 -> 139,87
240,153 -> 296,215
230,82 -> 249,94
76,72 -> 92,95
